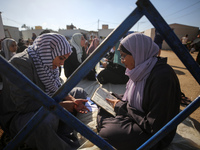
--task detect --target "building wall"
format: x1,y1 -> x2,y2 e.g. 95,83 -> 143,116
3,25 -> 20,42
143,28 -> 154,38
21,29 -> 57,41
21,29 -> 44,41
144,24 -> 199,50
58,29 -> 80,40
0,12 -> 5,40
171,24 -> 199,41
98,29 -> 113,38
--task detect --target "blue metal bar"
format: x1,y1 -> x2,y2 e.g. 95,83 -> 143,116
1,0 -> 199,149
0,56 -> 114,150
137,96 -> 200,150
136,0 -> 200,84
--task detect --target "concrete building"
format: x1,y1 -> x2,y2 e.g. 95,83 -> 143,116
0,12 -> 5,40
1,21 -> 199,50
58,29 -> 81,40
3,25 -> 20,42
143,23 -> 199,50
98,24 -> 113,39
21,28 -> 57,41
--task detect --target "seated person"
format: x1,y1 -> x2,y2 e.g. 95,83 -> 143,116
0,38 -> 17,60
17,38 -> 27,53
0,33 -> 89,150
86,38 -> 99,56
97,33 -> 181,150
0,38 -> 18,86
64,33 -> 96,81
97,42 -> 129,84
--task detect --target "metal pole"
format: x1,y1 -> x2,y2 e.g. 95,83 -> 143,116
137,96 -> 200,150
136,0 -> 200,84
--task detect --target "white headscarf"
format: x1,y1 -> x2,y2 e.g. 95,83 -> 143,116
1,38 -> 16,60
70,33 -> 83,63
27,33 -> 72,96
121,33 -> 159,112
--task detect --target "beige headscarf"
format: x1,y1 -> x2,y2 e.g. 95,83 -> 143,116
70,33 -> 83,63
1,38 -> 16,60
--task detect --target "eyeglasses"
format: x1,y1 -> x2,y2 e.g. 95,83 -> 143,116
11,44 -> 17,47
120,54 -> 127,61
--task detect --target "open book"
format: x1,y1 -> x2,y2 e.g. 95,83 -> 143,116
90,87 -> 116,116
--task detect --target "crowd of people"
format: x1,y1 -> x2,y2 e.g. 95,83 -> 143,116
0,30 -> 198,150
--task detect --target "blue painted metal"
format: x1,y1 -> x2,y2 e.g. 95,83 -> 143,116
0,56 -> 114,150
136,0 -> 200,84
138,96 -> 200,150
0,0 -> 199,149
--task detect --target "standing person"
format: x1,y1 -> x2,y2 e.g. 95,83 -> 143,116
0,33 -> 89,150
0,38 -> 17,60
64,33 -> 96,80
181,34 -> 189,49
97,33 -> 181,150
154,30 -> 164,57
32,33 -> 37,41
83,40 -> 89,54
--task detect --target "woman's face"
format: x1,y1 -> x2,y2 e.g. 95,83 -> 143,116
120,51 -> 135,70
9,41 -> 17,52
52,53 -> 70,69
81,36 -> 86,47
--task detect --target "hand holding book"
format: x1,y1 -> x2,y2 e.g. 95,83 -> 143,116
90,87 -> 119,116
105,98 -> 120,108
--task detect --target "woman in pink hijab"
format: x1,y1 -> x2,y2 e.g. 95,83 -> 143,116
86,38 -> 99,55
97,33 -> 181,150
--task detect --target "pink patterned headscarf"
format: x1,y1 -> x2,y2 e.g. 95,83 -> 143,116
86,38 -> 99,55
121,33 -> 159,112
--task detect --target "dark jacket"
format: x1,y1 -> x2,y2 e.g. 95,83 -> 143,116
64,46 -> 96,80
0,50 -> 44,131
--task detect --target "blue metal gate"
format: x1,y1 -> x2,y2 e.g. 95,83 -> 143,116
0,0 -> 199,149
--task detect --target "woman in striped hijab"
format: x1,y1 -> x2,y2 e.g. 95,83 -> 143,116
0,33 -> 89,150
27,33 -> 72,96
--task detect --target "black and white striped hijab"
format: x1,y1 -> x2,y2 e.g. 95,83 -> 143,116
27,33 -> 72,96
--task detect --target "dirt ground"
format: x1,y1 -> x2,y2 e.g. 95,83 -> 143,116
160,50 -> 200,132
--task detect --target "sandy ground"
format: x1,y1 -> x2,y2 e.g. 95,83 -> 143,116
160,50 -> 200,131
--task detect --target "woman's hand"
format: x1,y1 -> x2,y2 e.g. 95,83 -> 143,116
59,101 -> 75,112
59,99 -> 89,113
74,99 -> 90,113
102,62 -> 108,68
106,98 -> 120,108
63,95 -> 76,101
